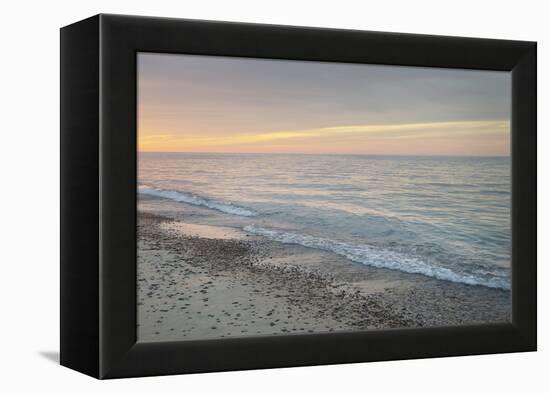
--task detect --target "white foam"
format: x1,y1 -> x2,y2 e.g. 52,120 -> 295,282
243,225 -> 510,290
138,185 -> 257,217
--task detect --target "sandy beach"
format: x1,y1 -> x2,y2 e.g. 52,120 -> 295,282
137,211 -> 511,342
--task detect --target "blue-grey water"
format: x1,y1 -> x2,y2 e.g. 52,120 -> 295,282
138,153 -> 511,290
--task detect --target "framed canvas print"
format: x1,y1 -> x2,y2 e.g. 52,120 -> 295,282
60,14 -> 537,379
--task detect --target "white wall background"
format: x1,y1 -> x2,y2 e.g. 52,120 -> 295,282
0,0 -> 546,390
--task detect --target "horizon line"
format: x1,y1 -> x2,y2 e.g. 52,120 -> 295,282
138,151 -> 510,158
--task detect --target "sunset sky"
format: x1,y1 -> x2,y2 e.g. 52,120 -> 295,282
138,53 -> 510,155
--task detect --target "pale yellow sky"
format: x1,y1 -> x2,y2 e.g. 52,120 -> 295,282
138,53 -> 511,156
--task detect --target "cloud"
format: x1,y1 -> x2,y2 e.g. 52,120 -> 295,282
139,120 -> 509,151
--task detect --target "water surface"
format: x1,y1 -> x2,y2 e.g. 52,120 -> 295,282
139,153 -> 511,290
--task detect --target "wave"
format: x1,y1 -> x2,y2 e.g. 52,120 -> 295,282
138,185 -> 257,217
243,225 -> 510,290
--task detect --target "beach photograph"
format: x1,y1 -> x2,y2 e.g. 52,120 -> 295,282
137,53 -> 511,342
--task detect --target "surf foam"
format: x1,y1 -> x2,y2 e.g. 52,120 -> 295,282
139,185 -> 257,217
243,225 -> 510,290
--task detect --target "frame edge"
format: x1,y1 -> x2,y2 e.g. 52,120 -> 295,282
511,42 -> 537,350
60,15 -> 101,379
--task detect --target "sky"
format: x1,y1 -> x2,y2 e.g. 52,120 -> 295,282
138,53 -> 510,155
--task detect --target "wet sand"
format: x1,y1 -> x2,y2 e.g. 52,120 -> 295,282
137,212 -> 511,342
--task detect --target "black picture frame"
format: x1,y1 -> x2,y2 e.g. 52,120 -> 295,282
60,14 -> 537,379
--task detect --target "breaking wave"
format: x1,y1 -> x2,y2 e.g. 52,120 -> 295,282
243,225 -> 510,290
138,185 -> 257,217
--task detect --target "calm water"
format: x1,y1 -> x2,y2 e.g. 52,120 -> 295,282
138,153 -> 511,290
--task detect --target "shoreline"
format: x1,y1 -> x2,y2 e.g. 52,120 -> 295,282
137,210 -> 511,342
